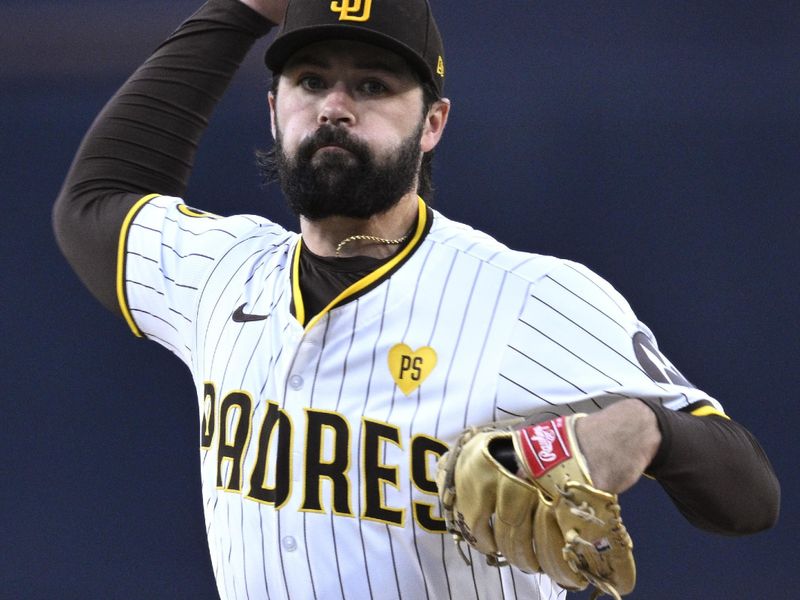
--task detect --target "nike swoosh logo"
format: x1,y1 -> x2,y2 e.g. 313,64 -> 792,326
232,303 -> 268,323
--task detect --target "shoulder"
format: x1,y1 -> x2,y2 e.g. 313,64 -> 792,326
128,194 -> 297,252
426,210 -> 554,276
427,210 -> 625,299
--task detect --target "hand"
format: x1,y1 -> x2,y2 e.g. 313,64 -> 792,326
437,415 -> 638,598
574,399 -> 661,494
238,0 -> 289,24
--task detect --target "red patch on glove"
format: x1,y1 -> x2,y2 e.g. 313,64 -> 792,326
517,417 -> 572,478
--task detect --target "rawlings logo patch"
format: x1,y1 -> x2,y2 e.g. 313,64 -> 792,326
518,417 -> 572,478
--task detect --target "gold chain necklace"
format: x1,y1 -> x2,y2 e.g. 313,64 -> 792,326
335,232 -> 410,257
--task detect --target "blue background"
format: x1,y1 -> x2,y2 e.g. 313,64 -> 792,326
2,1 -> 797,598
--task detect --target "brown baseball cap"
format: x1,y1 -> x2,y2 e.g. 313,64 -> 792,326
265,0 -> 446,96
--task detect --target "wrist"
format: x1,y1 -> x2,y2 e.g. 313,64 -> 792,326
631,399 -> 663,467
575,399 -> 662,493
238,0 -> 286,24
636,398 -> 672,473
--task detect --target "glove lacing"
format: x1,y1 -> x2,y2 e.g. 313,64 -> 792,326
560,486 -> 626,600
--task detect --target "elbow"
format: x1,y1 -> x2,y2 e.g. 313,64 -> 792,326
52,188 -> 72,259
730,432 -> 782,535
52,185 -> 90,271
50,186 -> 134,315
681,466 -> 781,536
737,472 -> 781,534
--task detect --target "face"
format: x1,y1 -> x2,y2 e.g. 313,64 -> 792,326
268,40 -> 448,220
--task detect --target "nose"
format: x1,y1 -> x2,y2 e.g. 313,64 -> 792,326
318,83 -> 355,126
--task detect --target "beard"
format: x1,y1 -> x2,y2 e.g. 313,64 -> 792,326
260,122 -> 423,221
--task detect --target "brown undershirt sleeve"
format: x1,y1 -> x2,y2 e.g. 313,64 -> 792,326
641,398 -> 780,535
53,0 -> 275,314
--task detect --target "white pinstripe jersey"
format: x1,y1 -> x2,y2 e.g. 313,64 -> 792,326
119,193 -> 720,600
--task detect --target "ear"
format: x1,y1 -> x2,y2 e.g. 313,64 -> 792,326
268,90 -> 277,140
420,98 -> 451,153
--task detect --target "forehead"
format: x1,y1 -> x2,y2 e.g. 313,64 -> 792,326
282,39 -> 418,80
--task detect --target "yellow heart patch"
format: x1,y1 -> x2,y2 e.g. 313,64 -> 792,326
388,344 -> 437,396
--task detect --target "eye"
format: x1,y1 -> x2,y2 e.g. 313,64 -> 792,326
299,75 -> 326,92
359,79 -> 388,96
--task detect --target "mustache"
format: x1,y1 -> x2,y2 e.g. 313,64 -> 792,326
253,126 -> 370,186
297,125 -> 370,163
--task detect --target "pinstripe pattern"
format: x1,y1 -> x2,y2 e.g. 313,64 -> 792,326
121,197 -> 718,600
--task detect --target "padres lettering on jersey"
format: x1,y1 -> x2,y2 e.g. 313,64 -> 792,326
201,387 -> 447,529
119,194 -> 719,600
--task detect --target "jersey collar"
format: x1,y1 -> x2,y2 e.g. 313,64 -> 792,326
291,196 -> 431,330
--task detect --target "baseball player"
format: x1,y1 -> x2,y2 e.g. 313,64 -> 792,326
54,0 -> 779,598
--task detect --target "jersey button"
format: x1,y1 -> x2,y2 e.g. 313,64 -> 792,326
289,374 -> 304,390
282,536 -> 297,552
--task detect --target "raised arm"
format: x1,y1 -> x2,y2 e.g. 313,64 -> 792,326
53,0 -> 283,313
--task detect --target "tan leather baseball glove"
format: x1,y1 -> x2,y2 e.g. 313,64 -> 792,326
436,414 -> 635,599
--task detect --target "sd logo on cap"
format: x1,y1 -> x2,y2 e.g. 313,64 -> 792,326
330,0 -> 373,22
265,0 -> 446,96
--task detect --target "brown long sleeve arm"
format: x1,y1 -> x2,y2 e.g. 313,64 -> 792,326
643,399 -> 780,535
53,0 -> 274,313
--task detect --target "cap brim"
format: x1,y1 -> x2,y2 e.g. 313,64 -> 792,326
265,24 -> 434,88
